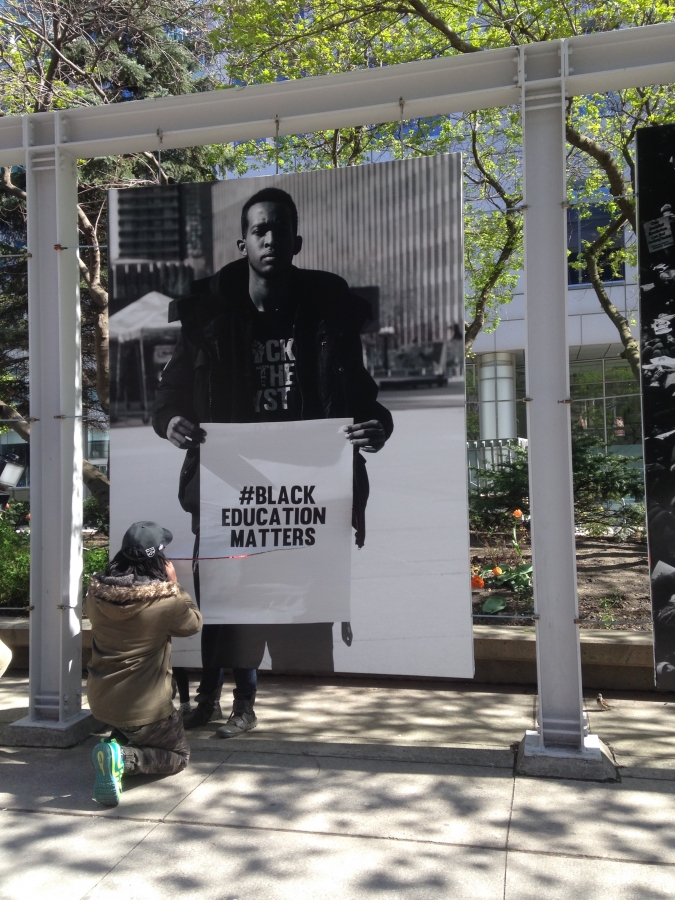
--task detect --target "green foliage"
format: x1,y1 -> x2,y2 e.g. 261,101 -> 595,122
84,496 -> 109,535
0,502 -> 108,604
480,563 -> 534,597
211,0 -> 674,359
470,430 -> 646,537
599,592 -> 622,609
0,0 -> 247,427
83,546 -> 109,595
481,595 -> 507,614
3,500 -> 29,528
0,508 -> 29,607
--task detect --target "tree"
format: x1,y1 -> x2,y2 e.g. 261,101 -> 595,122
213,0 -> 675,371
469,429 -> 646,537
0,0 -> 242,507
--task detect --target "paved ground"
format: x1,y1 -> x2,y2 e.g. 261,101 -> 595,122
1,672 -> 674,899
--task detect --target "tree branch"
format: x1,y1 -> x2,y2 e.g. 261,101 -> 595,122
1,167 -> 27,202
583,215 -> 640,380
465,212 -> 520,352
0,400 -> 110,509
402,0 -> 481,53
0,401 -> 30,442
566,122 -> 636,230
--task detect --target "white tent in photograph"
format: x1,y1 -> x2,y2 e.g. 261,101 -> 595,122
109,291 -> 178,342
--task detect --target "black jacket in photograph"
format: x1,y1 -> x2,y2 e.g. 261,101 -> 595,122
152,258 -> 394,546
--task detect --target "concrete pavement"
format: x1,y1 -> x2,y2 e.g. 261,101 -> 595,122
1,673 -> 674,899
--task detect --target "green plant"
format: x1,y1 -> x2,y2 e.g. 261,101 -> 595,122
482,595 -> 507,614
84,496 -> 109,535
3,500 -> 29,529
0,509 -> 30,607
83,546 -> 109,595
599,592 -> 622,610
469,429 -> 646,537
481,563 -> 533,597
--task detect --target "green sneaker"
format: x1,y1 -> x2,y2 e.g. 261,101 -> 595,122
92,739 -> 124,807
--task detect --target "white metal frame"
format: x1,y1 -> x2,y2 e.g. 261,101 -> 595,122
1,22 -> 673,747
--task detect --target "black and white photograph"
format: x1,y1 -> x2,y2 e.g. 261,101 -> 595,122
637,123 -> 675,690
108,154 -> 472,681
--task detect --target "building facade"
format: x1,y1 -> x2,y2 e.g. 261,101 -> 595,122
468,213 -> 640,457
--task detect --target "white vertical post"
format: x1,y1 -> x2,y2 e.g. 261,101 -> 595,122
521,43 -> 585,750
10,113 -> 91,743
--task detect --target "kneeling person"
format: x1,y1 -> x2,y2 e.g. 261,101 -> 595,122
86,521 -> 202,806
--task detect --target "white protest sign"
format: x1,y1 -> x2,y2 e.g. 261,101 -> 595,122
198,419 -> 353,624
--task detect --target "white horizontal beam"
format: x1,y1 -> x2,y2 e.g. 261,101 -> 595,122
0,22 -> 673,165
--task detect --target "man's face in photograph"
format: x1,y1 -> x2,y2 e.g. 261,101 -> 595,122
237,201 -> 302,278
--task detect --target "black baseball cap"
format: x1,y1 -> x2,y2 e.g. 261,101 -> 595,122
121,521 -> 173,559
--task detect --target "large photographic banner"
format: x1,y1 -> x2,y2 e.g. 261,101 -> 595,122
109,154 -> 473,678
637,124 -> 675,690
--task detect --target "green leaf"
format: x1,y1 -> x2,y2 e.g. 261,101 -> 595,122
482,595 -> 507,614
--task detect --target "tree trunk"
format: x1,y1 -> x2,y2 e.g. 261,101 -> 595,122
584,246 -> 640,380
0,401 -> 110,509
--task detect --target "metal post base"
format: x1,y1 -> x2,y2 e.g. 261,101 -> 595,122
516,730 -> 619,782
4,711 -> 99,748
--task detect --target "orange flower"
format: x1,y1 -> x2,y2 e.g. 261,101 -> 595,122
492,566 -> 502,576
513,509 -> 523,519
471,574 -> 484,589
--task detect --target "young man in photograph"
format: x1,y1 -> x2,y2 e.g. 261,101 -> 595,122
152,187 -> 393,736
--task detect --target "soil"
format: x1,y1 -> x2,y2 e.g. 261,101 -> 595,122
470,536 -> 652,631
83,532 -> 653,632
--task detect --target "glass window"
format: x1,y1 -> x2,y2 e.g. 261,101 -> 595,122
567,205 -> 625,286
605,394 -> 642,446
603,359 -> 640,396
570,360 -> 604,400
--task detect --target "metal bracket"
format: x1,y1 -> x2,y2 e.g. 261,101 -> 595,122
523,397 -> 533,402
558,398 -> 572,404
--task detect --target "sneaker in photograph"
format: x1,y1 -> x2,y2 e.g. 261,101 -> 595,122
182,701 -> 223,729
216,700 -> 258,739
92,738 -> 124,807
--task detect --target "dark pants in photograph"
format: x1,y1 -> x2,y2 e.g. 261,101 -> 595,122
109,708 -> 190,776
202,622 -> 336,672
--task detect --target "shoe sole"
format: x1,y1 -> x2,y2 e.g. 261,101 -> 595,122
215,719 -> 258,739
92,743 -> 121,806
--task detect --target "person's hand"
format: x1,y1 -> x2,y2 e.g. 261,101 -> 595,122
344,420 -> 386,453
165,560 -> 178,583
167,416 -> 206,450
341,622 -> 353,646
